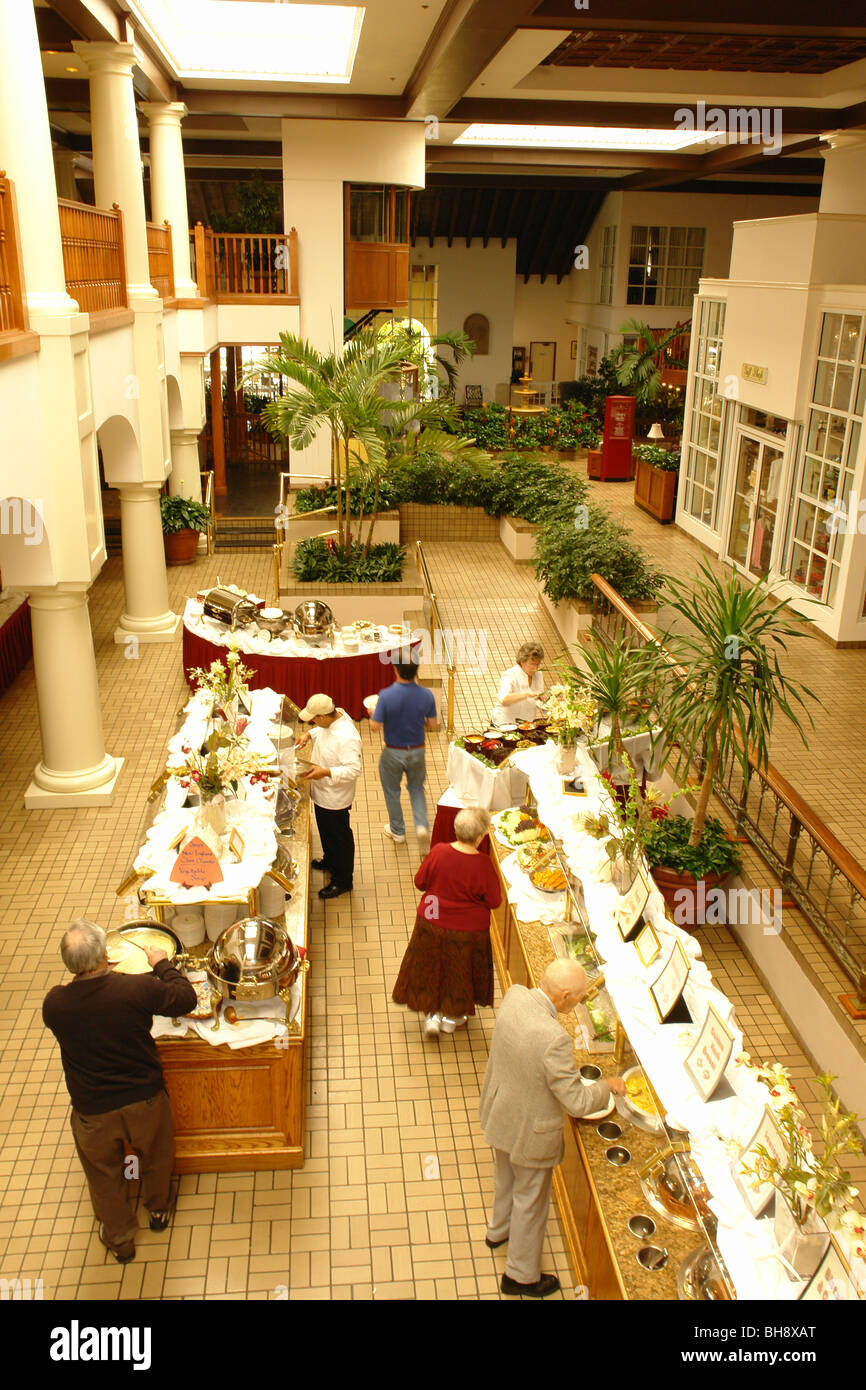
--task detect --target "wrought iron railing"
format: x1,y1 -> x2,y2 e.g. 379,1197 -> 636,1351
589,572 -> 866,1006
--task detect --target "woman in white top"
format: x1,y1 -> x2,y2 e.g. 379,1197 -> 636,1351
489,642 -> 545,727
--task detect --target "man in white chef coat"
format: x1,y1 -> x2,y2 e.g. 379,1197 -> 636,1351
296,694 -> 363,900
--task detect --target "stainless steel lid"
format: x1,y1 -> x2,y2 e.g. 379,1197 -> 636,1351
293,600 -> 334,635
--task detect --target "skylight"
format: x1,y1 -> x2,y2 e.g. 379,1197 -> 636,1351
128,1 -> 365,83
454,124 -> 711,153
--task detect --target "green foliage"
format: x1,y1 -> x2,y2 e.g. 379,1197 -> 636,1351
462,400 -> 600,452
534,505 -> 663,604
292,537 -> 405,584
613,318 -> 691,404
159,493 -> 211,534
634,444 -> 680,472
209,176 -> 282,234
643,813 -> 742,879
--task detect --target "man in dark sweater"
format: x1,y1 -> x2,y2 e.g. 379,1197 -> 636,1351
42,918 -> 196,1263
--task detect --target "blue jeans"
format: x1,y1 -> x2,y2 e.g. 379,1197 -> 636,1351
379,747 -> 428,836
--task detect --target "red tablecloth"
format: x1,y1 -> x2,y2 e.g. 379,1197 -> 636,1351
431,802 -> 491,856
183,625 -> 417,720
0,597 -> 32,696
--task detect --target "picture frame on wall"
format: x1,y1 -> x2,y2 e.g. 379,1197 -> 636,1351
512,346 -> 526,376
570,340 -> 577,360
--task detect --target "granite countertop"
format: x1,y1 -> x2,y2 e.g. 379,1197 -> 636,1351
492,837 -> 702,1301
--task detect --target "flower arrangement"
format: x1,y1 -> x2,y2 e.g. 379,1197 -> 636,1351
739,1067 -> 862,1229
188,649 -> 254,714
544,683 -> 598,743
177,731 -> 277,801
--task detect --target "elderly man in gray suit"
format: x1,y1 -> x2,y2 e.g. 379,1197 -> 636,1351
479,958 -> 626,1298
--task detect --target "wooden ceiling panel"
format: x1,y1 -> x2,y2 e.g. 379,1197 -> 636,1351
542,28 -> 866,72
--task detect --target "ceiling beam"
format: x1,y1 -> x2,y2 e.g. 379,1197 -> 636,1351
483,187 -> 500,247
428,188 -> 442,246
403,0 -> 543,120
45,0 -> 122,43
182,92 -> 406,120
449,98 -> 862,134
447,188 -> 462,247
516,189 -> 542,277
527,191 -> 561,282
501,188 -> 521,247
618,133 -> 826,190
524,0 -> 866,36
466,186 -> 483,246
426,144 -> 695,171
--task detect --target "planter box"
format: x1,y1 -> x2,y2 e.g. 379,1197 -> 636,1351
280,576 -> 425,628
587,449 -> 603,480
286,510 -> 401,546
397,502 -> 499,542
634,458 -> 678,524
499,515 -> 538,563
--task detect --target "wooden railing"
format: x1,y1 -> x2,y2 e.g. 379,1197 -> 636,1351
58,198 -> 127,316
190,224 -> 299,303
0,173 -> 28,339
146,219 -> 174,303
589,572 -> 866,1006
415,540 -> 455,736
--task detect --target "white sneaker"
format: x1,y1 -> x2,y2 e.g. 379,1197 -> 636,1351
439,1014 -> 468,1033
423,1013 -> 441,1038
383,824 -> 406,844
415,825 -> 430,844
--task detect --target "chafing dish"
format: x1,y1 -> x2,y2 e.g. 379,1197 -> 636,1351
677,1244 -> 734,1300
203,586 -> 259,630
258,606 -> 289,636
293,600 -> 335,646
206,916 -> 300,1004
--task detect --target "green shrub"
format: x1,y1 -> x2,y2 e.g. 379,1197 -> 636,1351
462,400 -> 600,453
292,537 -> 405,583
634,444 -> 680,472
159,493 -> 211,533
643,813 -> 742,879
534,505 -> 663,604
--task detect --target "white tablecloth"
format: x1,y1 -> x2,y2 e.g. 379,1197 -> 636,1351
184,597 -> 414,663
446,742 -> 532,811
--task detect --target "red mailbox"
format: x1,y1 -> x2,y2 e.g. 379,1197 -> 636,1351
600,395 -> 635,481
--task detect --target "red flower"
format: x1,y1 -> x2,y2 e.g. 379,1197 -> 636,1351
650,805 -> 670,821
235,717 -> 249,736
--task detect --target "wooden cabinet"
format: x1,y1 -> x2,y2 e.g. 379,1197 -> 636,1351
344,183 -> 410,313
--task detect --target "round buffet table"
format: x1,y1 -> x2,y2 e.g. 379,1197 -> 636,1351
182,600 -> 421,720
0,593 -> 32,696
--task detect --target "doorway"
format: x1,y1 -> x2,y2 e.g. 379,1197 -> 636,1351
529,340 -> 556,383
727,433 -> 785,578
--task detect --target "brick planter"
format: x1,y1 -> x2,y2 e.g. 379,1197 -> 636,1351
397,503 -> 499,542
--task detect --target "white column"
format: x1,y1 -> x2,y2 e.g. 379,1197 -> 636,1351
25,591 -> 124,809
0,2 -> 79,318
114,485 -> 181,643
72,41 -> 156,298
169,428 -> 204,503
140,101 -> 198,299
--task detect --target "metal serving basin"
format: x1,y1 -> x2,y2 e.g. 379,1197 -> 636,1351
206,916 -> 300,1002
293,600 -> 335,645
202,587 -> 259,631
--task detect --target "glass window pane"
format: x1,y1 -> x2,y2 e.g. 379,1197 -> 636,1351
832,365 -> 854,412
350,186 -> 387,241
827,416 -> 846,460
802,455 -> 822,496
393,189 -> 409,243
790,542 -> 810,585
807,410 -> 828,453
841,315 -> 861,362
813,360 -> 834,407
819,313 -> 842,358
856,368 -> 866,419
846,420 -> 861,473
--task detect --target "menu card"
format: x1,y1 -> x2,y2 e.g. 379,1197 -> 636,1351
634,921 -> 661,968
732,1105 -> 787,1217
800,1238 -> 851,1301
616,869 -> 651,943
650,940 -> 692,1023
682,1004 -> 735,1101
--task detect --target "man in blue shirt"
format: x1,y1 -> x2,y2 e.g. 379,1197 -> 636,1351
370,658 -> 438,845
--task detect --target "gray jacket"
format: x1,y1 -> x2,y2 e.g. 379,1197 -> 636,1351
479,984 -> 611,1168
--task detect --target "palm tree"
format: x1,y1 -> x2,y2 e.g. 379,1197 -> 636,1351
657,559 -> 816,849
565,632 -> 658,781
613,318 -> 691,404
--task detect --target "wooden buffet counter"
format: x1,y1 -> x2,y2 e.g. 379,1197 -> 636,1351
488,837 -> 697,1301
156,801 -> 311,1174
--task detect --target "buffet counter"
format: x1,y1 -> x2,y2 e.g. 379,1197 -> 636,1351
487,844 -> 692,1301
155,797 -> 310,1174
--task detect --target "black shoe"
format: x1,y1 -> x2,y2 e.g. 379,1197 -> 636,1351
311,858 -> 328,871
98,1223 -> 135,1264
149,1209 -> 173,1232
500,1272 -> 560,1299
318,883 -> 351,900
486,1234 -> 509,1249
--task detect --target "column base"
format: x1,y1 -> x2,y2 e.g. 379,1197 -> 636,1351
25,755 -> 125,809
114,612 -> 181,644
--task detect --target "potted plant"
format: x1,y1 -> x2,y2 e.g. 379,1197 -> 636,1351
633,443 -> 680,524
612,318 -> 691,405
740,1069 -> 862,1281
534,506 -> 663,605
648,559 -> 816,918
160,491 -> 212,565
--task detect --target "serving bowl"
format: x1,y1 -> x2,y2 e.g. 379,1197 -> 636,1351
207,915 -> 300,1002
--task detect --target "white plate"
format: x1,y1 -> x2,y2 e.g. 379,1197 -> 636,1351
579,1091 -> 616,1122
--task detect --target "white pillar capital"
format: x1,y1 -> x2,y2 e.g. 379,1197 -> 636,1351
71,40 -> 139,78
140,101 -> 189,128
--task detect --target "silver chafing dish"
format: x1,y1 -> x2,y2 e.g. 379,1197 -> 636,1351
202,586 -> 259,630
206,916 -> 300,1009
293,600 -> 335,646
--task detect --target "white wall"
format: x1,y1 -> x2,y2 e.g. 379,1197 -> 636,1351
513,276 -> 579,385
409,240 -> 516,403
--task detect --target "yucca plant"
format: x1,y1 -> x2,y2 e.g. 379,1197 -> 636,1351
657,559 -> 816,850
563,632 -> 660,782
613,318 -> 691,403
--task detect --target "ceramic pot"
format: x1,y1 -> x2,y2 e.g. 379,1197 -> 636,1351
650,866 -> 725,932
163,527 -> 200,565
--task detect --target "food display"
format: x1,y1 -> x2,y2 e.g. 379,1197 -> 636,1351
495,809 -> 551,846
624,1067 -> 662,1119
515,842 -> 552,873
531,863 -> 568,894
105,923 -> 180,974
556,929 -> 598,971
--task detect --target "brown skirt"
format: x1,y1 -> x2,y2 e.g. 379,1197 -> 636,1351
392,912 -> 494,1018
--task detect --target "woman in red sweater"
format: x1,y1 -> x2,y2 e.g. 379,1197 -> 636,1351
392,806 -> 502,1038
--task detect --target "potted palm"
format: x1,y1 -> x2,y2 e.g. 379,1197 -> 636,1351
160,491 -> 211,565
645,559 -> 816,918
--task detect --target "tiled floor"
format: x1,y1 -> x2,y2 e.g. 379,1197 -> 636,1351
0,528 -> 863,1302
